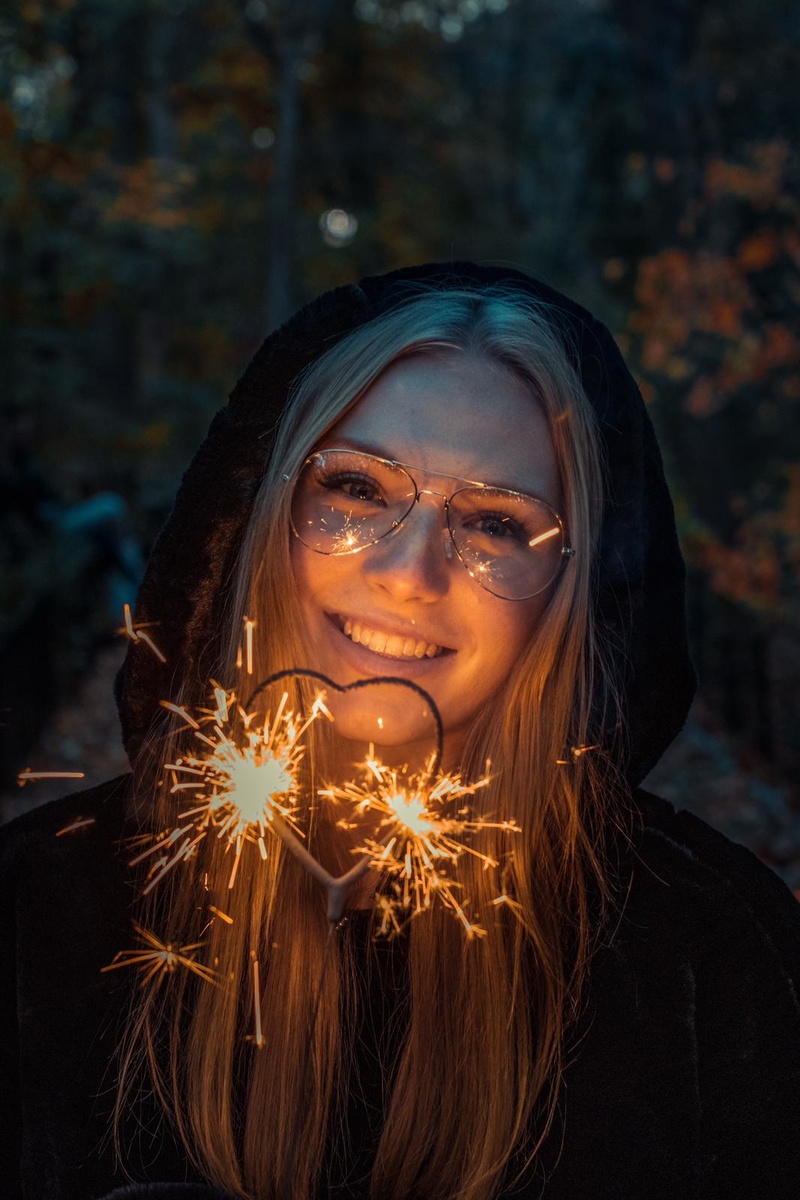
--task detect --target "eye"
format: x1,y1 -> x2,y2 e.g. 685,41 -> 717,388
318,470 -> 387,506
467,510 -> 529,543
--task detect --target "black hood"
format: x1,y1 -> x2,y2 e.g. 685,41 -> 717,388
115,261 -> 695,786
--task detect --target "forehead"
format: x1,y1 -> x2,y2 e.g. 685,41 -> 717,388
325,351 -> 560,503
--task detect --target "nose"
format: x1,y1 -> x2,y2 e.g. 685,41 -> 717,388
362,494 -> 452,602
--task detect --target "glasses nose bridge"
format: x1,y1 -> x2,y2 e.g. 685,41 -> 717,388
413,483 -> 451,511
400,484 -> 453,561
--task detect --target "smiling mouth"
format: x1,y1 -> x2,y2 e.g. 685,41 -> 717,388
332,615 -> 450,660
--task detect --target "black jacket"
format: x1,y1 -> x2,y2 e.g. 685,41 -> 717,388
3,263 -> 800,1199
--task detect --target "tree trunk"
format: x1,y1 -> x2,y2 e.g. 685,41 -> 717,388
266,40 -> 303,329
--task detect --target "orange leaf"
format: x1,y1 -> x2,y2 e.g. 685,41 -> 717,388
685,377 -> 719,417
709,299 -> 743,338
738,229 -> 780,272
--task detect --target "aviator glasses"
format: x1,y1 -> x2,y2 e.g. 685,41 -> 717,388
289,448 -> 574,601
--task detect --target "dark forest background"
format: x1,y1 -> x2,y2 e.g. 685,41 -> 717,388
2,0 -> 799,872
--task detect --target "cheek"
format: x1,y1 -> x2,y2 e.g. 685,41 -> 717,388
476,599 -> 544,686
478,592 -> 543,655
290,540 -> 334,605
291,538 -> 363,600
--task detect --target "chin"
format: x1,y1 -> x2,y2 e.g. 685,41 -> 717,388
327,688 -> 444,761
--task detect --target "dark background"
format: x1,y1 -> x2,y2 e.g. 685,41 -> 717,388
2,0 -> 799,881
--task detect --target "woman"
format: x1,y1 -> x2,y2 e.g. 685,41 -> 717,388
2,262 -> 799,1200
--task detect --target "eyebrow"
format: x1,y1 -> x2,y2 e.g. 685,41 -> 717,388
320,434 -> 546,496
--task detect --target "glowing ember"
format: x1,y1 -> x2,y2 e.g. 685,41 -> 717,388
556,743 -> 599,765
102,922 -> 217,989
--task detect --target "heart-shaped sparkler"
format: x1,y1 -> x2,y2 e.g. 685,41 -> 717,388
243,669 -> 444,922
136,668 -> 511,935
113,666 -> 517,1060
137,670 -> 444,919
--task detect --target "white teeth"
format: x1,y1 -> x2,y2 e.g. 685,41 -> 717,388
338,617 -> 443,660
368,630 -> 387,654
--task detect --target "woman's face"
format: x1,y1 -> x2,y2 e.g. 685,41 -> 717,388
289,351 -> 561,758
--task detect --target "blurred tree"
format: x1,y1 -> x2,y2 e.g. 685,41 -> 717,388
238,0 -> 336,326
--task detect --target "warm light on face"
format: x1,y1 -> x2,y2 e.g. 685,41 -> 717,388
290,352 -> 562,752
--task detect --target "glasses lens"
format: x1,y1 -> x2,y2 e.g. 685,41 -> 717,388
291,450 -> 416,554
449,488 -> 565,600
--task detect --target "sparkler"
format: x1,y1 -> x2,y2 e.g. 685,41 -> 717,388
130,683 -> 333,893
321,749 -> 518,938
125,670 -> 381,919
102,922 -> 217,989
128,669 -> 513,935
106,669 -> 523,1124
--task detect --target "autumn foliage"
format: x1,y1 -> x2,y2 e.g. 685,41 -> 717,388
627,142 -> 800,620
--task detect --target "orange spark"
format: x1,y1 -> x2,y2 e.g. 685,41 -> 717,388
556,744 -> 599,765
244,617 -> 255,676
55,816 -> 96,836
18,770 -> 85,787
247,953 -> 265,1048
102,923 -> 217,989
135,631 -> 167,663
120,604 -> 167,662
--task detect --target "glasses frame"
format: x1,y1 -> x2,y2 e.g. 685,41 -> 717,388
287,448 -> 575,601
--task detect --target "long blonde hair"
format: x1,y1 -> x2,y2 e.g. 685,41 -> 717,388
118,288 -> 620,1200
